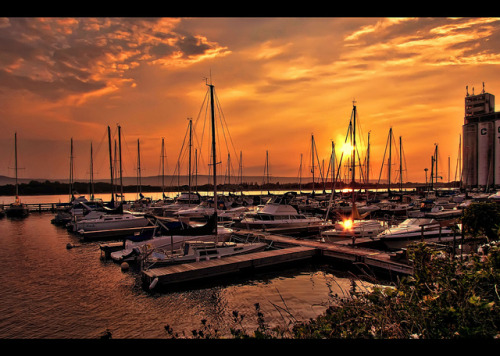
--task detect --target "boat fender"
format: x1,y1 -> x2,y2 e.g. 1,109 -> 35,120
66,243 -> 73,249
149,277 -> 159,290
120,262 -> 129,271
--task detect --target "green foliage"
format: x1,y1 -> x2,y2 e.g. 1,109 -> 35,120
290,242 -> 500,339
461,202 -> 500,239
172,242 -> 500,339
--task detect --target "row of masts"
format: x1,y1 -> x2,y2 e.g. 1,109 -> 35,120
10,96 -> 459,209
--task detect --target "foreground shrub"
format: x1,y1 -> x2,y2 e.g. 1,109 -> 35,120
291,242 -> 500,339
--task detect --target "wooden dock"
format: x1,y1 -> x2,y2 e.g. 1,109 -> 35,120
142,246 -> 317,290
141,229 -> 414,290
244,230 -> 414,275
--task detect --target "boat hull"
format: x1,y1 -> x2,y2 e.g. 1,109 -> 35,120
75,216 -> 150,232
5,204 -> 29,218
378,230 -> 459,250
143,241 -> 268,268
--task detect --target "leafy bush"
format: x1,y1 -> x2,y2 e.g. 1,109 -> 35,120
461,202 -> 500,240
290,242 -> 500,339
165,241 -> 500,339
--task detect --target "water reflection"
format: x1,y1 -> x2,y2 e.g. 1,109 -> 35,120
0,212 -> 381,339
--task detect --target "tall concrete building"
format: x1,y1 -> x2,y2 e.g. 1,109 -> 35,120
462,83 -> 500,188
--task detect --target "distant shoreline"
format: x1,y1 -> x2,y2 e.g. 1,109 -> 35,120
0,179 -> 461,197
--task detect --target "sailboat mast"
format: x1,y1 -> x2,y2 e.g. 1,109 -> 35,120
299,153 -> 303,192
239,151 -> 242,194
188,118 -> 192,203
118,125 -> 123,202
90,142 -> 94,201
265,150 -> 270,186
399,136 -> 403,192
14,132 -> 18,197
351,103 -> 356,185
311,134 -> 315,192
228,153 -> 231,185
195,148 -> 198,192
161,138 -> 165,197
330,141 -> 335,192
388,127 -> 392,194
137,139 -> 142,197
435,144 -> 438,187
208,82 -> 218,238
69,138 -> 74,201
107,126 -> 114,203
366,132 -> 370,185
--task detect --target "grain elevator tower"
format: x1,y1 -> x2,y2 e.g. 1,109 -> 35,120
462,83 -> 500,188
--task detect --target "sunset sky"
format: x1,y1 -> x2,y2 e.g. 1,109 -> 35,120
0,17 -> 499,186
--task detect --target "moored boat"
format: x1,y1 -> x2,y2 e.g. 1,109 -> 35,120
374,217 -> 460,250
321,219 -> 387,240
73,211 -> 150,233
5,196 -> 29,218
235,192 -> 323,230
141,239 -> 267,269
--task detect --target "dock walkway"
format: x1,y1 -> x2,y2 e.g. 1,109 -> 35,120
142,246 -> 317,289
141,229 -> 413,290
240,230 -> 413,275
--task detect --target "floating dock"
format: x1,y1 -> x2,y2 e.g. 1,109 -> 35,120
142,246 -> 317,290
141,229 -> 415,290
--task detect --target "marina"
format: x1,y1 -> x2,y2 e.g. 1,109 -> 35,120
0,208 -> 401,339
1,17 -> 500,341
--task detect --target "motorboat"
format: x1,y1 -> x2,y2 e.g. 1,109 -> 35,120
160,192 -> 202,216
72,211 -> 150,233
374,217 -> 460,250
141,239 -> 268,269
407,200 -> 462,219
321,219 -> 387,240
176,200 -> 248,222
235,193 -> 323,230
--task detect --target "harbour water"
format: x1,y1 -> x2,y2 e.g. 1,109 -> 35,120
0,194 -> 380,339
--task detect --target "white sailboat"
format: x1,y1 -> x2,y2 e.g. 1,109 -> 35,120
141,80 -> 268,269
109,223 -> 233,262
141,239 -> 267,269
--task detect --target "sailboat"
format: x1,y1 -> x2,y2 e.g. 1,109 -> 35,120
70,126 -> 151,235
6,133 -> 29,218
321,203 -> 386,240
322,102 -> 385,240
161,119 -> 202,216
141,80 -> 267,270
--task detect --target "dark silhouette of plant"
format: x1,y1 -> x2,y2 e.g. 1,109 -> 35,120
461,202 -> 500,240
164,242 -> 500,339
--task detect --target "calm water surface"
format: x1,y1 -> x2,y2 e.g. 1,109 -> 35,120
0,195 -> 380,339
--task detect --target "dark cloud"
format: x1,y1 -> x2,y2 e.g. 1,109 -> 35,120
177,34 -> 211,57
0,18 -> 227,100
